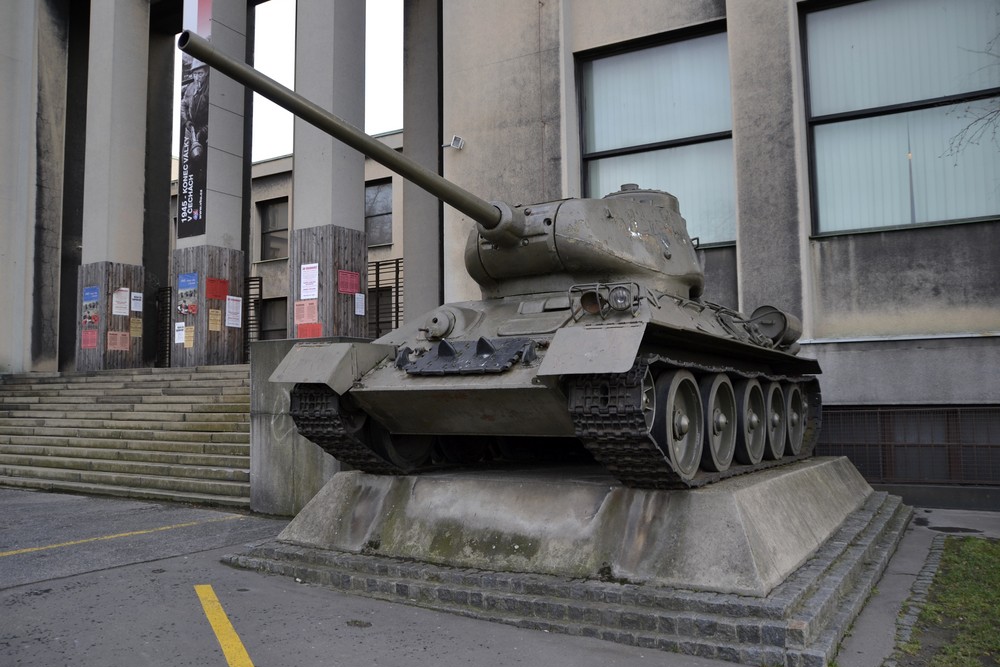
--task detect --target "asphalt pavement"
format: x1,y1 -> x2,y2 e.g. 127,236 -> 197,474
1,487 -> 997,667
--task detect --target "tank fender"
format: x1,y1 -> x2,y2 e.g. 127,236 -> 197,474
537,321 -> 646,377
269,342 -> 395,394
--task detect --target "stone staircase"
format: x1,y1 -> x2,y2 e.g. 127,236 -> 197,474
0,365 -> 251,508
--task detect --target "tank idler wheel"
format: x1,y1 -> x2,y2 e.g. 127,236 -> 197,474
783,383 -> 805,456
763,382 -> 787,461
369,424 -> 436,472
653,370 -> 704,481
699,373 -> 736,472
733,379 -> 766,465
641,367 -> 656,435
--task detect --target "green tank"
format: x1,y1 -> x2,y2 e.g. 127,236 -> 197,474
180,31 -> 821,488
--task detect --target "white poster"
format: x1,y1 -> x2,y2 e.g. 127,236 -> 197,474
131,292 -> 143,312
174,322 -> 186,344
300,263 -> 319,300
226,296 -> 243,328
112,288 -> 130,316
354,292 -> 365,316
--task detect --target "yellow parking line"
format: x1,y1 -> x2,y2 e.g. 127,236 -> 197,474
195,584 -> 255,667
0,515 -> 242,557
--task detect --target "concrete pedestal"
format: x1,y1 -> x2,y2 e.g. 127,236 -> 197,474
279,457 -> 871,597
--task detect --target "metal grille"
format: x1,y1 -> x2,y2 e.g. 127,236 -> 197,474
244,276 -> 262,359
367,258 -> 404,339
155,286 -> 172,368
817,406 -> 1000,486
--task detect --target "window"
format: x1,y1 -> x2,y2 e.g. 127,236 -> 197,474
258,198 -> 289,260
260,298 -> 287,340
805,0 -> 1000,234
579,29 -> 736,245
365,180 -> 392,247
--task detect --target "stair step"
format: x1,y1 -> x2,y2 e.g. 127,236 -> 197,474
0,475 -> 250,509
0,409 -> 248,423
0,452 -> 249,482
0,433 -> 247,455
0,417 -> 248,432
0,442 -> 247,467
0,463 -> 249,497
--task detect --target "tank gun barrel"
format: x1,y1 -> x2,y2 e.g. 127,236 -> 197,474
177,30 -> 503,229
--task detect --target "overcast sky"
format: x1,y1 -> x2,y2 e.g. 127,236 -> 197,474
172,0 -> 403,162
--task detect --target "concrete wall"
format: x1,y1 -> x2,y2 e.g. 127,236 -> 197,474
250,338 -> 341,516
432,0 -> 999,412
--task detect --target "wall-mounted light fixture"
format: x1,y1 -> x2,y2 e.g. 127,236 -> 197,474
442,135 -> 465,150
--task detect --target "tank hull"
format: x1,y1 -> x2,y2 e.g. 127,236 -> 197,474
273,291 -> 821,488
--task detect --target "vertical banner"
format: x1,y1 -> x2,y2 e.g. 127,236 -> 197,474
178,0 -> 212,238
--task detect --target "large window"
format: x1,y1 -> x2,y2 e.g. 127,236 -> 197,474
579,29 -> 735,245
258,198 -> 289,260
805,0 -> 1000,234
365,179 -> 393,247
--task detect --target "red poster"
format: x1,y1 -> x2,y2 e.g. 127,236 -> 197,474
338,270 -> 360,294
81,329 -> 98,350
297,323 -> 323,339
206,277 -> 228,300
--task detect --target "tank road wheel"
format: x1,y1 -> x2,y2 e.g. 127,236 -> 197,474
783,383 -> 806,456
733,379 -> 766,465
698,374 -> 737,472
763,382 -> 787,460
653,370 -> 704,481
369,424 -> 435,472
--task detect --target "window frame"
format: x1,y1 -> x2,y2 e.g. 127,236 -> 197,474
801,0 -> 1000,238
256,196 -> 290,261
364,178 -> 393,248
575,20 -> 736,248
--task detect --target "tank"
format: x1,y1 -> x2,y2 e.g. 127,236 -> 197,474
179,31 -> 821,489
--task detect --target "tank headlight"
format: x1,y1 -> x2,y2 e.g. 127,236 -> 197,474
580,290 -> 606,315
608,285 -> 632,311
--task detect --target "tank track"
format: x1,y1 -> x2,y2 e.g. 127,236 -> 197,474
288,384 -> 401,475
568,354 -> 822,490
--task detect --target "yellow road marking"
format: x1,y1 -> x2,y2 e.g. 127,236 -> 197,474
0,515 -> 242,557
195,584 -> 255,667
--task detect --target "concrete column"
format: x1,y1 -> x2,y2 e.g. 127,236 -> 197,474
401,0 -> 443,319
288,0 -> 367,339
726,0 -> 804,316
76,0 -> 150,371
171,0 -> 248,366
0,2 -> 42,373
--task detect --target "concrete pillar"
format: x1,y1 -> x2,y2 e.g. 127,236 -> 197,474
0,2 -> 43,373
288,0 -> 367,340
726,0 -> 804,317
401,0 -> 442,319
76,0 -> 152,371
171,0 -> 249,366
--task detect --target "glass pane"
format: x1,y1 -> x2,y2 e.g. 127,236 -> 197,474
586,139 -> 735,244
366,213 -> 393,247
261,229 -> 288,260
261,298 -> 287,340
365,181 -> 393,216
814,100 -> 1000,232
260,199 -> 289,233
582,32 -> 732,153
807,0 -> 1000,116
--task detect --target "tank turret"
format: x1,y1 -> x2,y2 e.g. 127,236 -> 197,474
179,31 -> 821,488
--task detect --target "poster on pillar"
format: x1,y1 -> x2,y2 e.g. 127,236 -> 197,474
177,0 -> 212,238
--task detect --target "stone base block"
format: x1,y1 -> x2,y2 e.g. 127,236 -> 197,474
278,457 -> 871,596
226,460 -> 911,666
